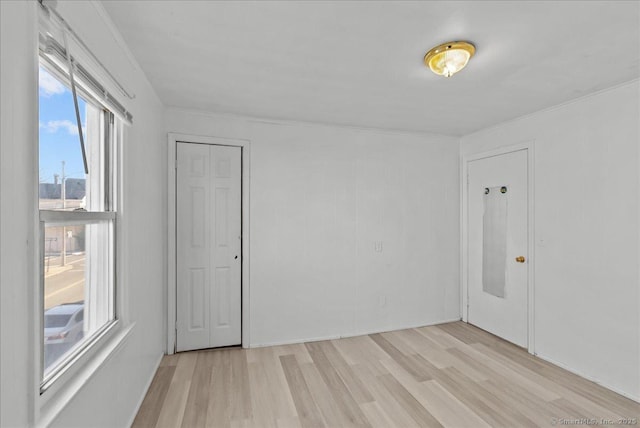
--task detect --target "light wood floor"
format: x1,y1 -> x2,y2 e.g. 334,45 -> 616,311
133,322 -> 639,428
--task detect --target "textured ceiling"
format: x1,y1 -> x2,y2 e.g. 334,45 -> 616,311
102,1 -> 640,136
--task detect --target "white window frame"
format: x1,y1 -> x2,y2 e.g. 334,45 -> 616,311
34,56 -> 133,425
38,54 -> 120,389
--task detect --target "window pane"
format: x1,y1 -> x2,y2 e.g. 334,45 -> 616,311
43,221 -> 114,378
39,65 -> 104,212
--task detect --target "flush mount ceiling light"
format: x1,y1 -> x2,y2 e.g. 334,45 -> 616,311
424,41 -> 476,77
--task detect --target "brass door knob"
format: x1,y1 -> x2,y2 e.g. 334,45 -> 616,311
515,256 -> 526,263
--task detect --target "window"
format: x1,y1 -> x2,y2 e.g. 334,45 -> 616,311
39,61 -> 118,390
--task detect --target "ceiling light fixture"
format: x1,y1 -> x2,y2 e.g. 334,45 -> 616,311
424,41 -> 476,77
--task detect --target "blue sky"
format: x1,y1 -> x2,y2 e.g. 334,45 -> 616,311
39,66 -> 87,183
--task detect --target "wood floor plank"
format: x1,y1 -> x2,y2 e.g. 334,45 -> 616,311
155,352 -> 197,428
431,367 -> 536,427
245,347 -> 283,427
416,325 -> 476,350
537,361 -> 640,416
391,328 -> 489,382
359,401 -> 396,428
262,347 -> 300,420
159,353 -> 181,367
416,325 -> 466,349
378,356 -> 491,428
369,333 -> 434,382
423,380 -> 494,428
447,345 -> 562,402
280,354 -> 326,428
245,346 -> 266,364
304,341 -> 371,427
247,360 -> 278,428
276,416 -> 302,428
181,351 -> 213,428
320,340 -> 374,404
131,365 -> 176,428
135,322 -> 639,428
331,335 -> 391,372
229,348 -> 253,421
206,349 -> 232,428
273,343 -> 314,364
480,374 -> 619,425
351,362 -> 420,428
476,376 -> 560,426
441,322 -> 504,349
230,419 -> 251,428
435,322 -> 482,345
550,397 -> 603,420
376,373 -> 443,428
469,343 -> 637,419
299,361 -> 349,428
380,331 -> 418,356
394,328 -> 445,353
469,335 -> 547,373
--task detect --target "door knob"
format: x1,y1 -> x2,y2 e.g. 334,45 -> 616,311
515,256 -> 526,263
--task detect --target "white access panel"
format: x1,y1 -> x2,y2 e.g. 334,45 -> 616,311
467,149 -> 528,347
176,143 -> 241,351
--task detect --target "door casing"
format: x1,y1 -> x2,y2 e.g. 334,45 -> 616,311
167,133 -> 251,354
461,141 -> 535,353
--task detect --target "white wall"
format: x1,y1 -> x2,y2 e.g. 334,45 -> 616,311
166,110 -> 461,346
1,2 -> 38,426
461,81 -> 640,400
1,1 -> 166,426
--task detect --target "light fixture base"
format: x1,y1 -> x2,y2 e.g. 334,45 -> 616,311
424,41 -> 476,77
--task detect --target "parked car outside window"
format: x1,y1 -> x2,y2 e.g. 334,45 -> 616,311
44,302 -> 85,368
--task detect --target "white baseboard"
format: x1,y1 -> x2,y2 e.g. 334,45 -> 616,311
126,352 -> 164,427
248,318 -> 462,348
534,353 -> 640,404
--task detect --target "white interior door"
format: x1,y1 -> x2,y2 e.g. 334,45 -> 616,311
467,149 -> 528,347
176,142 -> 241,352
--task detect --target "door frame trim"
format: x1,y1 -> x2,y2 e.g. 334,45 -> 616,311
460,141 -> 535,353
167,132 -> 251,354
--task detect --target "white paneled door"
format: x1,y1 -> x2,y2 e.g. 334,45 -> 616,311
176,143 -> 241,352
467,149 -> 528,347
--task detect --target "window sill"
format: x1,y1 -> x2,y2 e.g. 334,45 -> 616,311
36,321 -> 135,427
